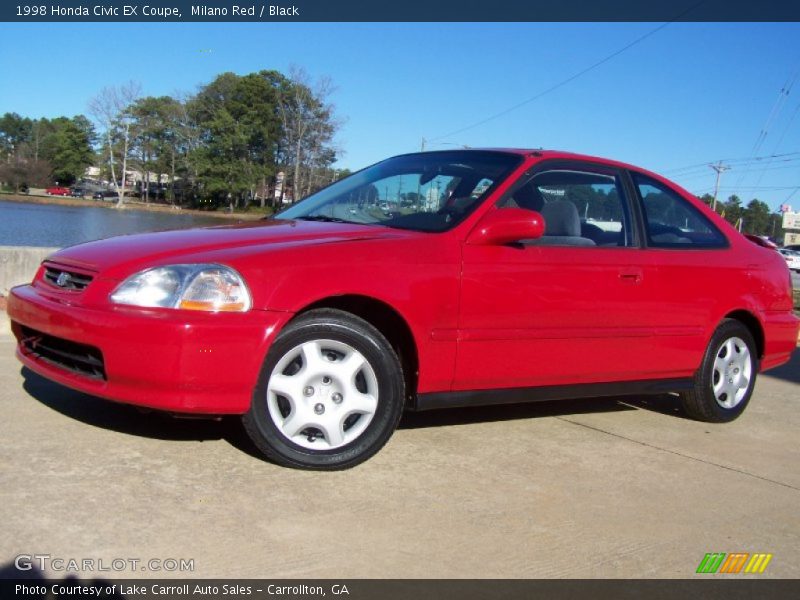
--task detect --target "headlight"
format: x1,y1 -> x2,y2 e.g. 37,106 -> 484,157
110,264 -> 252,312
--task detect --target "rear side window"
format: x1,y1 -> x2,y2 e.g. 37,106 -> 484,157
633,173 -> 727,249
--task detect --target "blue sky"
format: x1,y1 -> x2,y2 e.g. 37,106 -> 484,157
1,22 -> 798,210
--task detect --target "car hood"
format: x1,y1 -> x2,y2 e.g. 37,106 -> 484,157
45,219 -> 414,276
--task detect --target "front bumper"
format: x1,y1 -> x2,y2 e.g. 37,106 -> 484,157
8,284 -> 292,414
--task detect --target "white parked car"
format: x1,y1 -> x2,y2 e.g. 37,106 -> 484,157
778,248 -> 800,272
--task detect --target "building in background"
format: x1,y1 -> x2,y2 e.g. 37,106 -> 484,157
782,204 -> 800,246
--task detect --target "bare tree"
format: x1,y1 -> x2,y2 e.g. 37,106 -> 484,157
170,90 -> 205,204
277,66 -> 339,203
0,142 -> 52,192
88,82 -> 141,208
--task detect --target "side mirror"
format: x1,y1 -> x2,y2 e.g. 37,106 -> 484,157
467,208 -> 544,245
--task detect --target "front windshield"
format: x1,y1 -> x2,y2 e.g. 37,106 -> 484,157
275,151 -> 523,232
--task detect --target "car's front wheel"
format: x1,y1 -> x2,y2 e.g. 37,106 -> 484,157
680,319 -> 758,422
243,309 -> 405,469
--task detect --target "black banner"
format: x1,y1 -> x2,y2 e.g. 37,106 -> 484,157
2,0 -> 800,22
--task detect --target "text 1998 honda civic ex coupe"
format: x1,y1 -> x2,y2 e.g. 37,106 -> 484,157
8,150 -> 799,469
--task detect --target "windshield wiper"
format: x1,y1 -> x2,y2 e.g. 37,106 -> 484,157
296,215 -> 352,223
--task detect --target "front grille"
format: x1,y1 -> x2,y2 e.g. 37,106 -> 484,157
19,325 -> 106,381
43,266 -> 93,291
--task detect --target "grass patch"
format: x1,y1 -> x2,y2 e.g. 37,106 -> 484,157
235,205 -> 274,217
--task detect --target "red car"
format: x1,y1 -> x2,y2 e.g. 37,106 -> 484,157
45,186 -> 71,196
8,150 -> 799,469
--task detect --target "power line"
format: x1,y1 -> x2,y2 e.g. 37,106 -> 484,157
426,4 -> 705,144
663,151 -> 800,174
720,161 -> 800,177
752,101 -> 800,189
732,65 -> 800,192
694,187 -> 715,195
715,185 -> 798,191
672,157 -> 800,180
748,69 -> 799,157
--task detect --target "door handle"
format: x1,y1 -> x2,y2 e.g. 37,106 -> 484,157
618,268 -> 643,284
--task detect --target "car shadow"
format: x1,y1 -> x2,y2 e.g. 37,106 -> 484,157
21,367 -> 698,455
399,393 -> 688,429
20,367 -> 263,458
0,559 -> 46,581
615,394 -> 688,419
761,347 -> 800,385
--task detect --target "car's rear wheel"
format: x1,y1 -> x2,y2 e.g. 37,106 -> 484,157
243,308 -> 405,469
680,319 -> 758,422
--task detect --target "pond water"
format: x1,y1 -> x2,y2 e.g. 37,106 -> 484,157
0,200 -> 229,248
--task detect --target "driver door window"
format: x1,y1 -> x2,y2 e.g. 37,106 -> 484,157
500,169 -> 633,247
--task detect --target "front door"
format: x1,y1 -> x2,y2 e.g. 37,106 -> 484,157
456,164 -> 662,391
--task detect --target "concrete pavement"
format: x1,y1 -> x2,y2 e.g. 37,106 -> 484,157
0,336 -> 798,579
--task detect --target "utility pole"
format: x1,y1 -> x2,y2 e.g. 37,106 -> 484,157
710,162 -> 730,212
420,137 -> 426,152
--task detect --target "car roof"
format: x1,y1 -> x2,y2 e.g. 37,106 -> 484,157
402,148 -> 664,176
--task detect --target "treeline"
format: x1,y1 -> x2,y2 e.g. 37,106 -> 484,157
0,113 -> 95,189
697,194 -> 783,241
0,67 -> 345,210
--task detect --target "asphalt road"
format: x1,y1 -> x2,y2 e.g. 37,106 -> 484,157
0,337 -> 798,579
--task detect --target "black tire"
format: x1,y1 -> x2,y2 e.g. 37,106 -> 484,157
680,319 -> 758,423
243,308 -> 405,470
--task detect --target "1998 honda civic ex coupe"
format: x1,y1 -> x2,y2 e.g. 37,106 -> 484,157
7,150 -> 799,469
